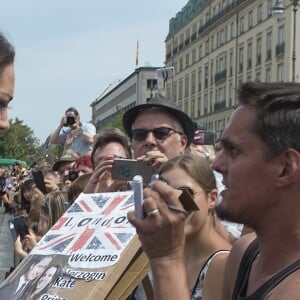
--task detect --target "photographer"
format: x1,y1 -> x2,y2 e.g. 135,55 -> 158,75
49,107 -> 96,156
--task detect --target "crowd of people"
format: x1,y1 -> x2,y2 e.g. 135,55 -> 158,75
0,30 -> 300,300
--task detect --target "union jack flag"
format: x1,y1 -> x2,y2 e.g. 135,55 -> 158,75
31,191 -> 136,256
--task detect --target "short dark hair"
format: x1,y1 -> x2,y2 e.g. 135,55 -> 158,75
237,82 -> 300,156
0,32 -> 15,70
65,107 -> 79,117
91,128 -> 132,168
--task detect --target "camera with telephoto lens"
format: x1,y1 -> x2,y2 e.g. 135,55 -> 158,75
65,115 -> 76,126
68,170 -> 78,181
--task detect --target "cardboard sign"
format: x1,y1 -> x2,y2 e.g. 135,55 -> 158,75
0,191 -> 149,300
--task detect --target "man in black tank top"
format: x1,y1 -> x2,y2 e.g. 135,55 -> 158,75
127,82 -> 300,300
212,82 -> 300,299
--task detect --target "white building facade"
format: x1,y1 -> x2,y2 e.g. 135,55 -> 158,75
165,0 -> 300,138
91,67 -> 164,130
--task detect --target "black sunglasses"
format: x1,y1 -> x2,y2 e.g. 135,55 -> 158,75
131,127 -> 183,142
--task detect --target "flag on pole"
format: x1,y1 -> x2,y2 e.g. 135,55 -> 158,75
135,40 -> 139,67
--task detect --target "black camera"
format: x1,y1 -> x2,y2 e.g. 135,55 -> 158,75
66,115 -> 76,126
68,170 -> 78,182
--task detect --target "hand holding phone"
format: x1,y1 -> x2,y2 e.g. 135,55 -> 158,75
32,169 -> 47,194
111,158 -> 153,183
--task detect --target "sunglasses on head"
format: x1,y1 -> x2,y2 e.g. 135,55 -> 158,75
131,127 -> 183,142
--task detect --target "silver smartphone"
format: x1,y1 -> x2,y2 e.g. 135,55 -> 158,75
111,158 -> 153,183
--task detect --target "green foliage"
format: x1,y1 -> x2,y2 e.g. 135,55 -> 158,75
0,118 -> 44,165
104,109 -> 125,132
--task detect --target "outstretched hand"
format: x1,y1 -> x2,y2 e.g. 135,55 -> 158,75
127,180 -> 186,262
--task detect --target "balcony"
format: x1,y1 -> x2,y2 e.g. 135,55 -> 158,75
214,100 -> 226,111
276,42 -> 285,57
197,1 -> 236,35
215,69 -> 227,83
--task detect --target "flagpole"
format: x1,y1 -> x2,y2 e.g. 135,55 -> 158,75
135,40 -> 139,67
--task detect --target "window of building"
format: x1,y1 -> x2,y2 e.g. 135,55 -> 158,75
219,86 -> 225,102
191,72 -> 196,95
220,29 -> 225,45
278,25 -> 285,43
267,0 -> 273,17
178,78 -> 183,100
266,68 -> 272,82
248,10 -> 253,28
239,16 -> 245,34
247,42 -> 252,69
211,35 -> 215,50
204,93 -> 208,114
185,74 -> 189,98
230,22 -> 235,39
199,45 -> 202,59
179,57 -> 183,71
191,96 -> 195,118
185,53 -> 189,68
204,65 -> 209,88
198,95 -> 201,116
192,48 -> 197,64
206,12 -> 210,23
256,72 -> 261,82
179,34 -> 184,48
173,81 -> 177,101
239,46 -> 244,73
184,99 -> 188,114
210,61 -> 214,85
266,31 -> 272,61
219,56 -> 225,72
277,63 -> 284,81
229,51 -> 233,76
229,82 -> 233,106
222,0 -> 226,9
147,79 -> 157,90
256,36 -> 262,65
191,24 -> 197,41
198,68 -> 202,92
258,4 -> 263,22
205,39 -> 209,55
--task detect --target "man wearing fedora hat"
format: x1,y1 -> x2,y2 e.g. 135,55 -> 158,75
123,93 -> 195,171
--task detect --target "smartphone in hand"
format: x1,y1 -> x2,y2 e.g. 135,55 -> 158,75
32,169 -> 47,194
111,158 -> 153,183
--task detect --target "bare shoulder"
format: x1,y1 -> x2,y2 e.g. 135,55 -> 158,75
203,251 -> 230,300
221,232 -> 257,300
265,269 -> 300,299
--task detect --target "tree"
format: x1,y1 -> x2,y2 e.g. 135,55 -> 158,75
0,118 -> 44,165
103,107 -> 125,132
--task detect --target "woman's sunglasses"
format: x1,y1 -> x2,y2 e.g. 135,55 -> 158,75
131,127 -> 183,142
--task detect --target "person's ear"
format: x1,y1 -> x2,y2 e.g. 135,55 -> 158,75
208,188 -> 218,209
179,135 -> 188,155
277,149 -> 300,187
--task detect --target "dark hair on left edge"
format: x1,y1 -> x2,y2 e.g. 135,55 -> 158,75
0,32 -> 15,69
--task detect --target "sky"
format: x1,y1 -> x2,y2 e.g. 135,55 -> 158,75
0,0 -> 187,144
